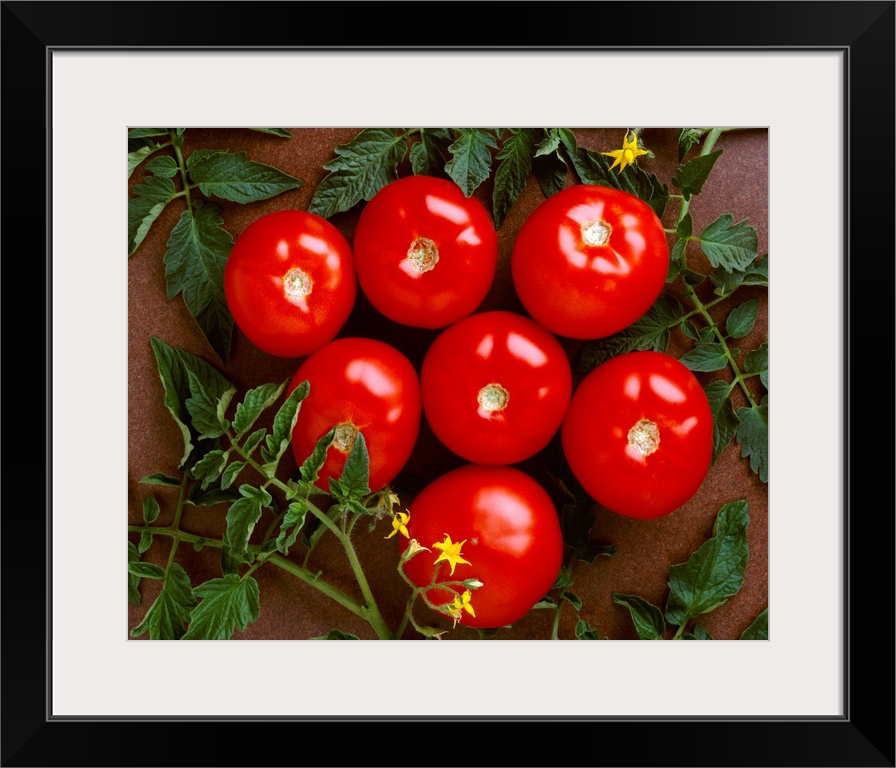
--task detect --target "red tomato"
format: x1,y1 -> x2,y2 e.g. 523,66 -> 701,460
511,184 -> 669,339
352,175 -> 498,329
224,210 -> 356,358
286,338 -> 421,493
399,464 -> 563,629
561,351 -> 712,519
421,310 -> 572,465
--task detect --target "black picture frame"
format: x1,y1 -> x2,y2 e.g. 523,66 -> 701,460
5,1 -> 893,766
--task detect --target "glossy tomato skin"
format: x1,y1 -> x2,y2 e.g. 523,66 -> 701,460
399,464 -> 563,629
352,175 -> 498,329
561,351 -> 712,520
224,210 -> 356,358
511,184 -> 668,339
286,338 -> 421,493
421,310 -> 572,465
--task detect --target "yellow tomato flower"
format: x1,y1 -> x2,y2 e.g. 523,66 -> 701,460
602,131 -> 649,174
453,590 -> 476,618
432,534 -> 472,575
377,491 -> 400,511
385,511 -> 410,539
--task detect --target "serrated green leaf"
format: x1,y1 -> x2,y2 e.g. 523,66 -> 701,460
676,213 -> 693,239
677,128 -> 704,162
693,214 -> 759,272
575,295 -> 682,372
242,427 -> 267,458
276,499 -> 310,555
163,201 -> 235,361
672,149 -> 723,201
128,561 -> 167,579
574,618 -> 602,640
130,563 -> 197,640
128,173 -> 176,255
261,381 -> 310,470
703,380 -> 740,465
682,624 -> 714,640
128,144 -> 157,179
223,485 -> 272,559
220,460 -> 246,490
330,432 -> 370,501
140,472 -> 181,487
144,154 -> 178,178
444,128 -> 498,196
141,494 -> 161,525
740,608 -> 768,640
492,128 -> 536,228
711,254 -> 768,296
128,541 -> 141,605
558,129 -> 669,217
726,299 -> 760,339
191,449 -> 228,489
308,128 -> 407,218
250,128 -> 293,138
182,574 -> 260,640
744,341 -> 768,389
300,427 -> 336,485
612,593 -> 666,640
186,484 -> 240,507
138,529 -> 154,554
187,148 -> 303,204
185,368 -> 235,440
679,342 -> 729,372
409,128 -> 453,177
310,629 -> 361,640
129,127 -> 169,139
551,565 -> 575,591
665,500 -> 750,627
233,381 -> 287,439
532,150 -> 568,199
534,128 -> 563,157
561,591 -> 583,611
736,397 -> 768,482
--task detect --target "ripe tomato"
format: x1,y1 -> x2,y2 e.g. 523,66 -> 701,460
561,351 -> 712,519
511,184 -> 669,339
421,310 -> 572,465
286,338 -> 422,493
399,464 -> 563,629
352,175 -> 498,329
224,210 -> 356,358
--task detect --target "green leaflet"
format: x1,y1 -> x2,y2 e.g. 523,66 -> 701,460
740,608 -> 769,640
672,149 -> 723,200
492,128 -> 536,228
130,563 -> 197,640
612,593 -> 666,640
703,380 -> 739,465
182,574 -> 260,640
693,214 -> 759,272
736,397 -> 769,483
187,148 -> 303,204
444,128 -> 498,197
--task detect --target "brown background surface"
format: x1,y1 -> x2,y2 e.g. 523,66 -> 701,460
128,127 -> 768,641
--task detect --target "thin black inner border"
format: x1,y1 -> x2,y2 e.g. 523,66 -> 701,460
54,46 -> 831,720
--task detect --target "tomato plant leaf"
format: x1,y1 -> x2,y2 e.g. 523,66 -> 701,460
128,173 -> 176,255
128,562 -> 166,579
182,574 -> 260,640
682,624 -> 714,640
575,295 -> 683,372
223,485 -> 272,559
191,449 -> 228,489
185,369 -> 235,440
138,529 -> 154,554
561,591 -> 583,611
710,254 -> 768,297
128,144 -> 157,179
678,341 -> 729,372
130,563 -> 197,640
612,593 -> 666,640
409,128 -> 452,177
444,128 -> 498,197
249,128 -> 293,137
672,149 -> 723,201
128,127 -> 169,139
232,381 -> 287,439
275,499 -> 310,555
187,148 -> 303,204
329,432 -> 371,502
736,396 -> 768,482
140,472 -> 181,487
186,484 -> 240,507
676,212 -> 693,239
703,380 -> 740,465
241,427 -> 267,458
692,214 -> 759,272
726,298 -> 761,339
558,128 -> 669,217
492,128 -> 536,228
665,500 -> 750,627
574,618 -> 603,640
163,200 -> 235,362
141,495 -> 161,525
128,541 -> 142,605
532,150 -> 568,199
145,155 -> 178,179
261,381 -> 310,472
308,128 -> 407,218
310,629 -> 361,640
300,427 -> 336,486
677,128 -> 704,161
744,341 -> 768,389
534,128 -> 563,157
740,607 -> 769,640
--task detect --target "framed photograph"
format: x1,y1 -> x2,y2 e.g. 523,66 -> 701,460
6,1 -> 893,765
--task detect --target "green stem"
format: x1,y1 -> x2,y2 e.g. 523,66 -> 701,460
267,555 -> 369,618
171,130 -> 194,212
163,474 -> 190,570
671,622 -> 688,640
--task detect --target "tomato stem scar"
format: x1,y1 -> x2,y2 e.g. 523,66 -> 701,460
477,383 -> 509,412
333,422 -> 359,454
407,237 -> 439,273
628,419 -> 660,456
283,268 -> 312,299
581,219 -> 612,246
